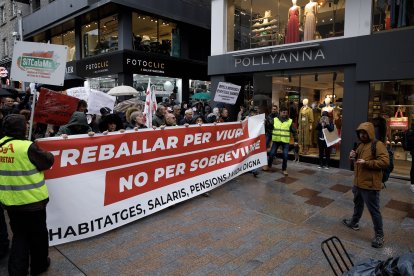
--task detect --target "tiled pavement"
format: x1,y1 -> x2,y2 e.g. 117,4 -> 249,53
1,161 -> 414,275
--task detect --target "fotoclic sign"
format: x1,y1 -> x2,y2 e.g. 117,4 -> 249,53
10,41 -> 67,85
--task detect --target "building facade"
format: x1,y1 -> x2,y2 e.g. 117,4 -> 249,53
208,0 -> 414,178
19,0 -> 211,104
0,0 -> 30,87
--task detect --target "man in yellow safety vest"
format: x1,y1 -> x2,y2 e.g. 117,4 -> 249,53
267,106 -> 298,176
0,114 -> 54,275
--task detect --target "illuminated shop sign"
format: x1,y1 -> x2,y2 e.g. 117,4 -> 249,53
234,48 -> 326,68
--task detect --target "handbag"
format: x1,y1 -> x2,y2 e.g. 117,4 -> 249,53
322,125 -> 341,147
388,110 -> 408,130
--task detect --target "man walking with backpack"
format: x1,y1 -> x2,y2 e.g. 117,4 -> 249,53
343,122 -> 389,248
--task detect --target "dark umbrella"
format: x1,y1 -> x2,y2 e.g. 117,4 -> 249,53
0,86 -> 19,98
36,73 -> 85,91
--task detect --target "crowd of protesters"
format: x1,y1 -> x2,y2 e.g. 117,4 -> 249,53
0,90 -> 260,141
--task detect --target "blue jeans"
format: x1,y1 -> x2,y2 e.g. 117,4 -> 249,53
268,142 -> 289,171
351,186 -> 383,236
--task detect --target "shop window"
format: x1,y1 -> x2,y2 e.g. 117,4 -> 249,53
88,75 -> 118,93
369,81 -> 414,178
372,0 -> 414,32
81,15 -> 118,58
228,0 -> 346,51
132,12 -> 178,57
51,29 -> 75,61
264,71 -> 344,161
133,74 -> 182,104
189,80 -> 211,104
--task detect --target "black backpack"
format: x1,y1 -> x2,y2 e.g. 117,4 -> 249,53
371,140 -> 394,184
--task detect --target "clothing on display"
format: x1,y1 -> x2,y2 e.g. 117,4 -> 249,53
286,3 -> 300,43
299,105 -> 314,149
304,0 -> 318,41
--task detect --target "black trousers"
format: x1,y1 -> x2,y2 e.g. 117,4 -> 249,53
318,139 -> 331,167
0,207 -> 9,254
7,209 -> 49,276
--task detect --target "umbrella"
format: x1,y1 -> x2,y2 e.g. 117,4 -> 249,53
191,92 -> 211,100
0,86 -> 20,98
36,73 -> 85,91
108,85 -> 139,96
114,98 -> 145,113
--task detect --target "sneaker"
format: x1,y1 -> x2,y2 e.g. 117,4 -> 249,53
317,165 -> 322,169
371,235 -> 384,248
282,170 -> 288,176
324,166 -> 329,170
262,165 -> 269,171
253,171 -> 258,177
342,219 -> 360,231
410,184 -> 414,193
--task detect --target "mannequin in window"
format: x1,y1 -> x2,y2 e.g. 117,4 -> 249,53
304,0 -> 318,41
299,98 -> 314,155
320,97 -> 334,114
286,0 -> 301,44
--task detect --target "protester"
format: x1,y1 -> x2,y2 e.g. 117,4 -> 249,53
179,108 -> 194,125
99,113 -> 124,134
237,105 -> 247,121
316,111 -> 335,169
1,97 -> 19,116
173,105 -> 183,124
0,114 -> 54,275
194,115 -> 205,125
165,113 -> 178,127
265,105 -> 279,148
249,108 -> 259,177
206,113 -> 217,124
76,100 -> 88,113
152,105 -> 166,127
265,106 -> 298,176
218,108 -> 231,122
128,111 -> 147,130
343,122 -> 389,248
56,111 -> 94,138
124,107 -> 140,129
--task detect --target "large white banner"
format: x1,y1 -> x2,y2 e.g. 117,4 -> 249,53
10,41 -> 67,85
37,115 -> 266,246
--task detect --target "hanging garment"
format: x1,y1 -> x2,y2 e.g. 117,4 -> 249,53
304,2 -> 317,41
286,6 -> 300,43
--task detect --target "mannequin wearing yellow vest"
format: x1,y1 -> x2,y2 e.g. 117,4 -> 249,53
267,106 -> 298,176
0,114 -> 54,276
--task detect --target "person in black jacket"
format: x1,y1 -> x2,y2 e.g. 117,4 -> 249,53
316,111 -> 335,169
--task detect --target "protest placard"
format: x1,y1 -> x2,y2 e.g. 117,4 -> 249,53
213,82 -> 241,104
33,88 -> 79,125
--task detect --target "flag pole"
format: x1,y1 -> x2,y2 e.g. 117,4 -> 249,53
28,83 -> 37,141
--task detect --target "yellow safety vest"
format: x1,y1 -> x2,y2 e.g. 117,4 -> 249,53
0,137 -> 49,206
272,117 -> 292,143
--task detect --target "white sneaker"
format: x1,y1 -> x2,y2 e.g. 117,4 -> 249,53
410,184 -> 414,193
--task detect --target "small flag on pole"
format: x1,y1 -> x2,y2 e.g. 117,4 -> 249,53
143,78 -> 157,128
